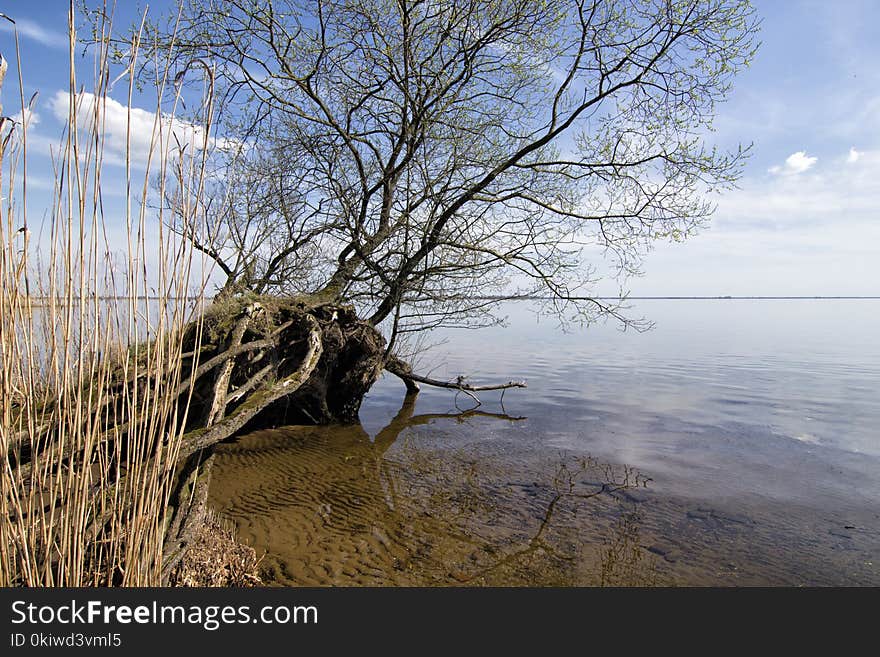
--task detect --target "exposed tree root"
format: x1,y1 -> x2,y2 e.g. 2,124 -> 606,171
9,292 -> 526,584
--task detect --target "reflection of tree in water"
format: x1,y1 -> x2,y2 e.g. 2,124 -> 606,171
450,456 -> 656,586
209,393 -> 658,586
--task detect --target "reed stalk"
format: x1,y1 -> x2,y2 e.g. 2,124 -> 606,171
0,2 -> 214,586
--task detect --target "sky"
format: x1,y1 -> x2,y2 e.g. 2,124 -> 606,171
1,0 -> 879,297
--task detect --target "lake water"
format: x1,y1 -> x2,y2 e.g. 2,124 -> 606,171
209,300 -> 880,586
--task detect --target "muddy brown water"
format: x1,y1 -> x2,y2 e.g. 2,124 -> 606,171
208,301 -> 880,586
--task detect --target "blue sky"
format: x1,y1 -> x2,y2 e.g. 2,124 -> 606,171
2,0 -> 879,296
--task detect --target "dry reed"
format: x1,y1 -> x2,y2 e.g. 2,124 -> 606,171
0,2 -> 215,586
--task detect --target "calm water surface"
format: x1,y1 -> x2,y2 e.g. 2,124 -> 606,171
210,301 -> 880,585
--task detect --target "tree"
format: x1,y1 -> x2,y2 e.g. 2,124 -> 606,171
157,0 -> 756,335
130,0 -> 760,429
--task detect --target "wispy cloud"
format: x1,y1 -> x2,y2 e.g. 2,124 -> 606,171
0,16 -> 67,49
768,151 -> 818,176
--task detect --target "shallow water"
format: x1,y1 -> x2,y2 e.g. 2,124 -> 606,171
209,300 -> 880,585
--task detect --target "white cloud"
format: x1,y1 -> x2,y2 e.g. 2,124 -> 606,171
726,148 -> 880,225
768,151 -> 818,176
2,107 -> 41,145
49,91 -> 232,169
847,147 -> 860,163
629,147 -> 880,296
0,17 -> 67,49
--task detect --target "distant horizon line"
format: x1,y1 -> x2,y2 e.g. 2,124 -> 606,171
16,294 -> 880,302
477,295 -> 880,300
597,295 -> 880,300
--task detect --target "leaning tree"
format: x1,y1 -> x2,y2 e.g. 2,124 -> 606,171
126,0 -> 756,571
142,0 -> 760,427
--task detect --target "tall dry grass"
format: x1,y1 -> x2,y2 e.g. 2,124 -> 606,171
0,3 -> 214,586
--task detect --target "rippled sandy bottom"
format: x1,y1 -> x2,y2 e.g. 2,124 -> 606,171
208,403 -> 879,586
210,430 -> 654,585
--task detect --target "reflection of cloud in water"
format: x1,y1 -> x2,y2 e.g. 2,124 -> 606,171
209,394 -> 658,586
792,432 -> 820,445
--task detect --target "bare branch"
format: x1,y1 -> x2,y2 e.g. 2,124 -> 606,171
385,355 -> 526,397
